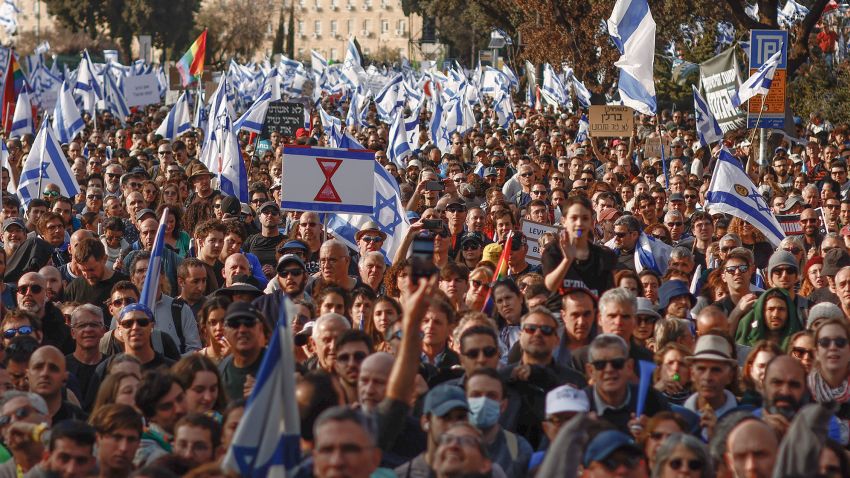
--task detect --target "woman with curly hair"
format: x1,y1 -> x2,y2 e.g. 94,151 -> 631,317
383,258 -> 412,300
727,217 -> 772,268
800,255 -> 826,298
157,204 -> 191,257
184,201 -> 214,246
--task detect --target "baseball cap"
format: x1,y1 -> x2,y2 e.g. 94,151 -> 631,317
669,192 -> 685,202
407,159 -> 422,169
460,232 -> 484,247
822,248 -> 850,276
220,195 -> 241,216
135,209 -> 156,221
598,207 -> 621,222
583,430 -> 642,467
2,218 -> 25,232
545,384 -> 590,415
259,201 -> 280,214
423,384 -> 469,417
277,254 -> 306,273
294,321 -> 315,347
484,167 -> 498,177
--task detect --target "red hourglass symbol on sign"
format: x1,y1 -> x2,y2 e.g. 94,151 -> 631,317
314,158 -> 342,202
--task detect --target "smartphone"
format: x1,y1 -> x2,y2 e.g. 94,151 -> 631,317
411,232 -> 437,281
425,180 -> 445,192
423,219 -> 443,231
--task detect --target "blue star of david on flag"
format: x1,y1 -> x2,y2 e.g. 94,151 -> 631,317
374,189 -> 402,236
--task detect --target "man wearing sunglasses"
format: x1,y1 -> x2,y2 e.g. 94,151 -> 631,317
332,330 -> 374,406
350,221 -> 387,276
0,391 -> 50,476
244,202 -> 284,277
712,248 -> 760,325
220,302 -> 269,401
583,334 -> 669,435
16,272 -> 73,354
115,303 -> 174,371
581,429 -> 646,478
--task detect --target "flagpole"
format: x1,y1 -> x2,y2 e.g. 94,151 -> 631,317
655,113 -> 669,189
746,94 -> 768,176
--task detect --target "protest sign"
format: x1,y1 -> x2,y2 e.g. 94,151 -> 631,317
282,146 -> 376,214
589,105 -> 634,137
261,101 -> 305,137
123,73 -> 160,107
521,220 -> 559,264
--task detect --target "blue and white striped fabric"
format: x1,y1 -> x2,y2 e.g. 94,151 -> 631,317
265,67 -> 281,102
541,63 -> 569,106
9,87 -> 33,138
102,66 -> 130,125
222,297 -> 302,477
404,108 -> 420,152
429,95 -> 451,152
635,231 -> 671,276
571,76 -> 592,108
387,109 -> 412,168
706,148 -> 786,246
607,0 -> 657,115
341,38 -> 364,88
374,74 -> 404,123
154,92 -> 191,140
234,90 -> 271,134
501,64 -> 519,90
139,208 -> 168,310
574,114 -> 590,144
327,161 -> 411,264
219,118 -> 249,202
492,89 -> 514,129
693,85 -> 723,148
0,140 -> 16,194
18,120 -> 80,206
73,50 -> 102,112
319,106 -> 343,146
310,50 -> 328,76
731,49 -> 781,108
52,80 -> 84,143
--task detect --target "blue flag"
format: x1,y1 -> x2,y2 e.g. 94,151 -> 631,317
139,208 -> 168,310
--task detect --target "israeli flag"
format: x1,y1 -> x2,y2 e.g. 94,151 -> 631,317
265,67 -> 281,102
0,0 -> 19,35
139,208 -> 168,310
9,87 -> 33,138
222,297 -> 301,477
193,89 -> 208,132
635,232 -> 671,275
429,95 -> 451,152
541,63 -> 569,106
102,66 -> 130,125
731,48 -> 781,108
706,148 -> 786,246
155,91 -> 191,140
0,140 -> 16,194
327,161 -> 411,264
571,76 -> 592,108
405,108 -> 420,151
500,64 -> 519,91
318,106 -> 343,147
575,114 -> 590,144
693,85 -> 722,148
234,90 -> 271,134
607,0 -> 657,115
387,109 -> 412,168
18,121 -> 80,206
219,118 -> 249,202
310,50 -> 328,76
52,81 -> 84,143
492,89 -> 514,129
341,38 -> 364,88
73,50 -> 102,112
374,74 -> 404,123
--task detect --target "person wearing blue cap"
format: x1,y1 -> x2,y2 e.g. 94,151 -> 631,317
115,302 -> 175,370
582,429 -> 645,477
658,280 -> 696,321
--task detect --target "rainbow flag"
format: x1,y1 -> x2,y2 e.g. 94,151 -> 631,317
176,30 -> 207,87
480,230 -> 513,314
2,54 -> 25,134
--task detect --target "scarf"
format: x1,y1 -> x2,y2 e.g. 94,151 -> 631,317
808,369 -> 850,404
735,287 -> 801,349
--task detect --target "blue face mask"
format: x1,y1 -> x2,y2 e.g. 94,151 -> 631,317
468,396 -> 501,430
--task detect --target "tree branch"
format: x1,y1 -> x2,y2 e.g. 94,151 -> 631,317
788,0 -> 831,77
724,0 -> 772,29
757,0 -> 779,28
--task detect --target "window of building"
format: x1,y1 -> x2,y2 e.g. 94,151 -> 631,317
381,19 -> 389,33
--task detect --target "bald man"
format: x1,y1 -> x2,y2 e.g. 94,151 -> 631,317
60,229 -> 95,283
17,272 -> 74,354
38,266 -> 63,302
306,240 -> 359,296
725,419 -> 778,478
358,352 -> 395,412
28,346 -> 86,423
223,253 -> 251,287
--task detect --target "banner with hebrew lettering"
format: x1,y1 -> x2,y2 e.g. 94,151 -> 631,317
698,46 -> 746,133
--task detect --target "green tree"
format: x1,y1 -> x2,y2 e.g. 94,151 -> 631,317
286,1 -> 295,58
272,7 -> 286,57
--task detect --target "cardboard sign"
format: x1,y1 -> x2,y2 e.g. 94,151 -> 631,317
261,101 -> 306,137
644,136 -> 670,160
282,146 -> 376,214
520,219 -> 559,264
589,105 -> 634,137
123,73 -> 160,107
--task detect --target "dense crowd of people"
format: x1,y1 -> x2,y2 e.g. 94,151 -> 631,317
0,93 -> 846,478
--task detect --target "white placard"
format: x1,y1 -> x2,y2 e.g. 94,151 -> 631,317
521,219 -> 559,264
281,146 -> 376,214
123,73 -> 160,107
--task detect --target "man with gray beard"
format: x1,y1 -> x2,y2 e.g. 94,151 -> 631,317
16,272 -> 73,354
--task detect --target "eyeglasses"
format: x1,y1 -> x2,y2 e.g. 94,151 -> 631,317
3,326 -> 33,339
572,186 -> 587,191
438,434 -> 481,448
17,284 -> 43,295
251,198 -> 266,204
87,195 -> 103,200
446,205 -> 467,213
531,190 -> 547,195
158,151 -> 173,155
637,316 -> 657,326
782,246 -> 802,255
790,347 -> 814,359
600,453 -> 642,471
469,279 -> 490,289
213,203 -> 222,209
817,337 -> 849,349
614,231 -> 629,238
225,317 -> 258,329
462,242 -> 481,250
590,357 -> 627,371
665,222 -> 683,228
724,264 -> 750,275
42,190 -> 59,197
520,172 -> 534,177
772,267 -> 797,276
462,346 -> 498,359
120,318 -> 151,329
278,268 -> 304,278
684,194 -> 697,199
361,236 -> 384,243
826,204 -> 841,209
521,324 -> 556,336
262,209 -> 280,216
0,407 -> 34,426
110,297 -> 136,307
337,351 -> 368,363
668,459 -> 703,471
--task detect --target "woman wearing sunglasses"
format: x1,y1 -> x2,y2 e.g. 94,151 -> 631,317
808,317 -> 850,423
651,433 -> 713,478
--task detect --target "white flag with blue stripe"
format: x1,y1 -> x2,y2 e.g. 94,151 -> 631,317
374,74 -> 404,123
692,85 -> 723,148
52,81 -> 84,143
607,0 -> 657,115
139,208 -> 168,310
318,106 -> 343,147
222,296 -> 301,478
9,87 -> 33,138
328,161 -> 411,264
234,90 -> 271,134
731,48 -> 781,108
706,148 -> 786,246
73,50 -> 102,112
404,108 -> 421,151
154,91 -> 191,140
0,140 -> 16,194
18,120 -> 80,206
219,118 -> 249,202
575,114 -> 590,144
387,109 -> 412,168
102,66 -> 130,125
541,64 -> 569,106
571,76 -> 592,108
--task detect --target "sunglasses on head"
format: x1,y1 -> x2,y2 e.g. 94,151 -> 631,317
17,284 -> 43,295
590,357 -> 627,371
3,326 -> 33,339
462,346 -> 498,359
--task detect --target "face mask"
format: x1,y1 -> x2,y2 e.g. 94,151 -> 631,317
468,396 -> 501,430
